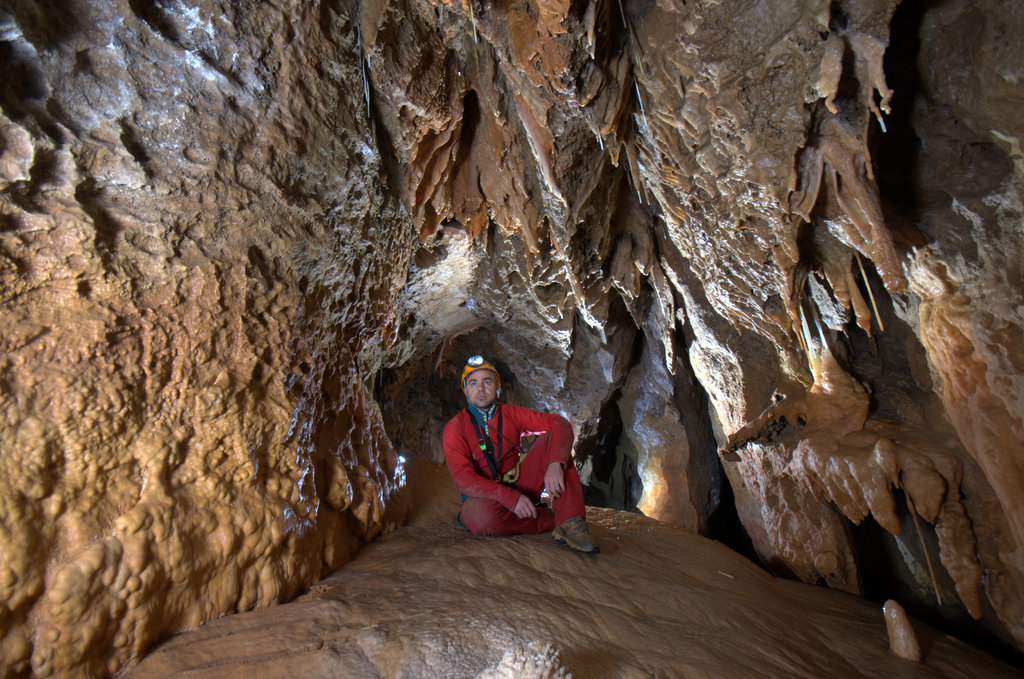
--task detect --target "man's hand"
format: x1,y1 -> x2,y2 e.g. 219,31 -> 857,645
545,462 -> 565,499
513,494 -> 537,519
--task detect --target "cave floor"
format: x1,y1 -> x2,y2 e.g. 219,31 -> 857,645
128,463 -> 1022,678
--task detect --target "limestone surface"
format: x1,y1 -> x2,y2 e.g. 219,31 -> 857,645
0,1 -> 410,675
1,0 -> 1023,675
128,463 -> 1022,679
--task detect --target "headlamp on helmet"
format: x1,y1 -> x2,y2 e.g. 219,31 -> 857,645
461,355 -> 500,388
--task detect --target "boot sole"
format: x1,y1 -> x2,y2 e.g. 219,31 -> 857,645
553,532 -> 600,554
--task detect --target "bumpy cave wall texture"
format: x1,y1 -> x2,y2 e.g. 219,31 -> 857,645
0,0 -> 1021,675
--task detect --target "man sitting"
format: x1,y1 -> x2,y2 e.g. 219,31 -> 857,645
443,355 -> 599,553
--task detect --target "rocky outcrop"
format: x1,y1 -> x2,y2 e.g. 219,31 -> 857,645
0,0 -> 1022,675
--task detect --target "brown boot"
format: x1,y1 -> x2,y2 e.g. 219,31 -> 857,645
553,516 -> 599,554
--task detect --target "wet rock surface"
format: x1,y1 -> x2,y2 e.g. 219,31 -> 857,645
0,0 -> 1023,675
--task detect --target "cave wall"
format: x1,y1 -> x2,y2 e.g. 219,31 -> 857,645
0,1 -> 410,675
1,0 -> 1023,675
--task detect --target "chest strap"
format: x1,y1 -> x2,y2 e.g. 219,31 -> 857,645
468,405 -> 503,480
467,407 -> 539,486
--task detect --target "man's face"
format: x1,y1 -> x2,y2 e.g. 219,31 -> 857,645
463,369 -> 498,409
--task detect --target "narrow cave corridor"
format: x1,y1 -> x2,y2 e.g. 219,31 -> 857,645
0,0 -> 1022,676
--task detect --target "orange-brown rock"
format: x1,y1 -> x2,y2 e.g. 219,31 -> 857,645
128,463 -> 1023,678
0,0 -> 1023,675
0,2 -> 410,675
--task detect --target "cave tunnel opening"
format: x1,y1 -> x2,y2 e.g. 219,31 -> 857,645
574,389 -> 641,512
376,327 -> 511,464
375,321 -> 645,500
373,297 -> 762,571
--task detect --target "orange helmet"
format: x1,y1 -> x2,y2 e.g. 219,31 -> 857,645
461,355 -> 500,388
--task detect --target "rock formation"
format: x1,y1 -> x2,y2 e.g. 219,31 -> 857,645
0,0 -> 1021,676
125,462 -> 1022,678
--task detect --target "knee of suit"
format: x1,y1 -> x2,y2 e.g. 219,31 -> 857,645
459,497 -> 506,536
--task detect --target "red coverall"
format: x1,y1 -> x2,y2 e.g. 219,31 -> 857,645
443,403 -> 586,536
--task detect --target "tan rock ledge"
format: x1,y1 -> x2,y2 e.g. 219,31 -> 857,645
129,463 -> 1022,678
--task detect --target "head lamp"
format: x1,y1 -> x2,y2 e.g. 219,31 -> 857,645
461,356 -> 500,388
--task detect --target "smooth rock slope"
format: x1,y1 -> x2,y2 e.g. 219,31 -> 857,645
128,462 -> 1022,678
